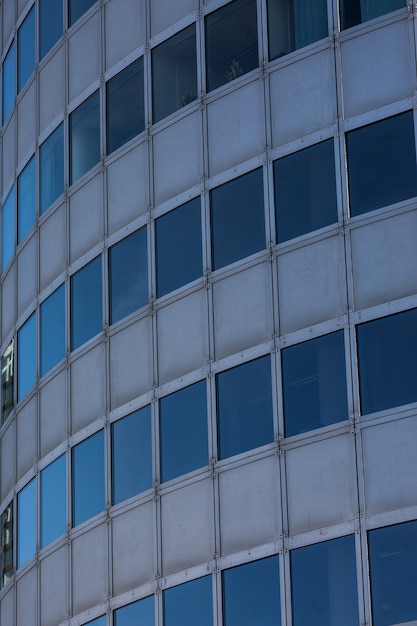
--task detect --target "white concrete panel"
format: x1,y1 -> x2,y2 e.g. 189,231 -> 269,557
110,317 -> 153,410
2,263 -> 17,344
2,115 -> 16,191
105,0 -> 146,69
68,13 -> 101,102
0,585 -> 14,626
161,479 -> 213,575
286,434 -> 357,535
112,501 -> 155,595
213,263 -> 272,360
16,566 -> 37,626
150,0 -> 197,36
39,204 -> 66,291
17,234 -> 37,317
270,50 -> 336,147
70,174 -> 104,263
39,47 -> 65,137
40,547 -> 68,626
342,20 -> 414,118
278,235 -> 347,334
153,112 -> 203,205
219,456 -> 279,556
1,421 -> 15,502
362,416 -> 417,516
40,371 -> 67,458
207,81 -> 265,176
17,82 -> 36,164
72,524 -> 108,615
16,396 -> 38,479
351,211 -> 417,310
107,143 -> 149,235
70,344 -> 106,433
157,289 -> 209,384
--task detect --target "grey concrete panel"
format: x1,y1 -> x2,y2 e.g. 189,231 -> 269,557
2,115 -> 16,191
70,344 -> 106,433
105,0 -> 146,69
0,585 -> 15,626
40,371 -> 67,458
39,204 -> 67,291
17,233 -> 37,317
1,421 -> 15,502
40,547 -> 68,626
16,395 -> 38,479
39,47 -> 65,137
17,82 -> 36,165
1,262 -> 17,344
2,1 -> 14,45
70,174 -> 104,264
16,565 -> 37,626
150,0 -> 197,36
68,13 -> 101,103
72,523 -> 108,615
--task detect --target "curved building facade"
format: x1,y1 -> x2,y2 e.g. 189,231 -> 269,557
1,0 -> 417,624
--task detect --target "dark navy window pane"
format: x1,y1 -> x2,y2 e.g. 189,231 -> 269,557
160,381 -> 208,482
206,0 -> 258,92
70,91 -> 100,184
274,140 -> 337,243
18,313 -> 36,401
282,331 -> 348,437
71,256 -> 102,351
17,7 -> 35,92
357,308 -> 417,415
152,24 -> 197,123
347,112 -> 417,217
2,42 -> 15,123
72,431 -> 104,526
340,0 -> 405,29
1,340 -> 14,426
41,284 -> 65,376
69,0 -> 96,26
164,576 -> 212,626
40,455 -> 66,548
369,521 -> 417,626
217,356 -> 273,459
107,59 -> 145,154
40,123 -> 64,214
17,156 -> 35,243
115,596 -> 154,626
17,478 -> 36,568
40,0 -> 63,60
291,536 -> 359,626
223,557 -> 281,626
109,228 -> 148,325
0,501 -> 13,589
156,199 -> 202,297
112,406 -> 152,505
2,187 -> 15,271
211,168 -> 265,270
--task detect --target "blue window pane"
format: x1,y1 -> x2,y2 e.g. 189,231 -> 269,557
282,331 -> 348,437
274,140 -> 337,243
40,123 -> 64,214
17,156 -> 35,243
107,59 -> 145,154
164,576 -> 212,626
40,285 -> 65,376
40,455 -> 66,548
71,256 -> 102,351
69,0 -> 96,26
70,91 -> 100,184
357,308 -> 417,415
112,406 -> 152,505
2,43 -> 15,124
115,596 -> 154,626
369,521 -> 417,626
85,618 -> 106,626
217,356 -> 273,460
72,431 -> 104,526
160,381 -> 208,482
223,557 -> 281,626
347,112 -> 417,217
340,0 -> 405,29
2,187 -> 15,271
211,168 -> 265,270
156,198 -> 202,298
109,228 -> 148,325
18,313 -> 36,401
17,7 -> 35,92
0,501 -> 13,589
291,536 -> 359,626
40,0 -> 63,60
1,340 -> 14,426
18,478 -> 36,568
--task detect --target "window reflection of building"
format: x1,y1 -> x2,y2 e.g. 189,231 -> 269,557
1,340 -> 14,426
0,503 -> 13,590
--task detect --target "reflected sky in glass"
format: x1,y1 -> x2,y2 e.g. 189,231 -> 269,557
110,228 -> 147,325
70,90 -> 100,184
107,59 -> 145,154
18,7 -> 35,92
72,431 -> 104,526
41,455 -> 66,548
40,123 -> 64,214
41,284 -> 65,376
115,596 -> 154,626
17,156 -> 36,243
86,617 -> 106,626
71,256 -> 102,350
39,0 -> 63,60
164,576 -> 212,626
2,187 -> 15,271
18,313 -> 36,401
2,42 -> 15,123
18,478 -> 36,568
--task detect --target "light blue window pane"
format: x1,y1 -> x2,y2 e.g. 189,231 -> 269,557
164,576 -> 212,626
40,284 -> 65,376
291,535 -> 359,626
115,596 -> 154,626
69,0 -> 96,26
17,478 -> 36,568
71,256 -> 102,351
17,156 -> 35,242
223,557 -> 281,626
40,123 -> 64,214
2,42 -> 15,124
40,0 -> 63,60
112,406 -> 152,505
2,187 -> 15,271
18,313 -> 36,401
160,381 -> 208,482
40,455 -> 66,548
70,91 -> 100,184
85,618 -> 106,626
18,7 -> 35,92
72,431 -> 104,526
